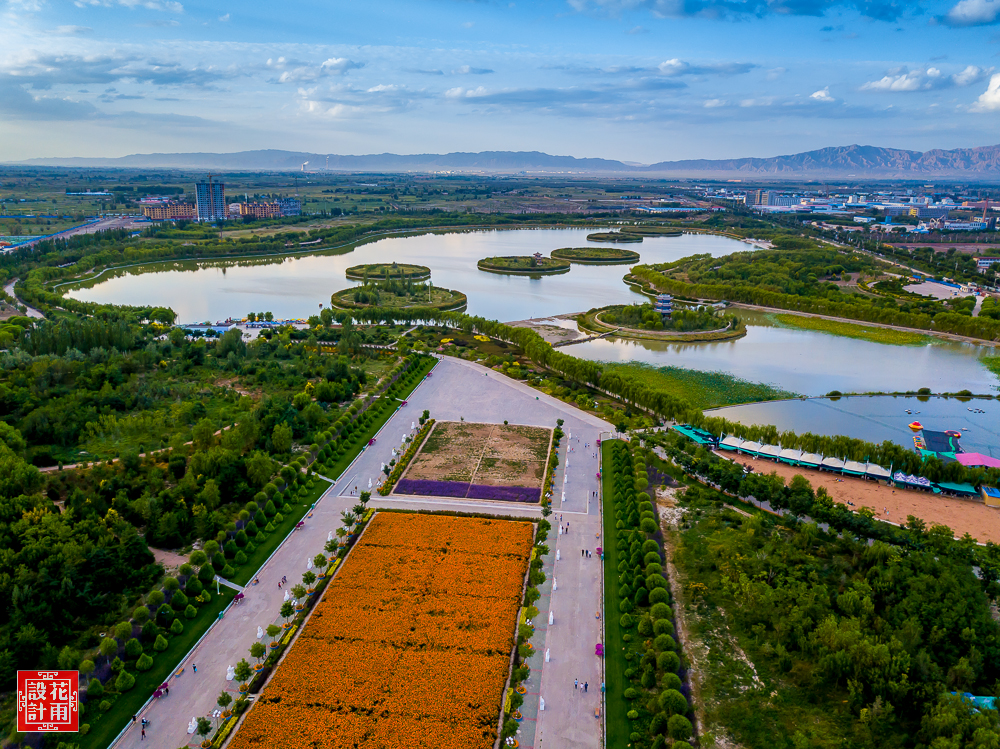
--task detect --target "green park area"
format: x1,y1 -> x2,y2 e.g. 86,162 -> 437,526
477,255 -> 571,274
551,246 -> 641,264
331,279 -> 467,311
344,262 -> 430,281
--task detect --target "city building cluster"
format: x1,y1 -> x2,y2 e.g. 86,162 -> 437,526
707,187 -> 998,234
140,178 -> 301,223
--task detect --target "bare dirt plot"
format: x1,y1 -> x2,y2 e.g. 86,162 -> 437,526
729,454 -> 1000,544
405,421 -> 551,488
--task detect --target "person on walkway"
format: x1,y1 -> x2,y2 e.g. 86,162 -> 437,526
164,684 -> 169,696
278,581 -> 282,589
584,682 -> 588,692
282,575 -> 287,583
141,728 -> 145,741
574,679 -> 578,689
132,715 -> 137,724
192,663 -> 197,673
581,549 -> 584,557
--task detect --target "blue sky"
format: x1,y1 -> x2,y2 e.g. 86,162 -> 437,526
2,0 -> 1000,162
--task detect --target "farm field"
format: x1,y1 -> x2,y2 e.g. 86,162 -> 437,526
227,513 -> 533,749
395,421 -> 551,502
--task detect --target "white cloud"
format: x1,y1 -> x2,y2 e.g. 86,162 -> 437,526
703,98 -> 726,108
810,87 -> 835,102
444,86 -> 487,98
269,56 -> 363,83
48,25 -> 93,34
971,72 -> 1000,111
766,67 -> 786,81
861,65 -> 989,92
73,0 -> 184,12
944,0 -> 1000,26
218,12 -> 229,21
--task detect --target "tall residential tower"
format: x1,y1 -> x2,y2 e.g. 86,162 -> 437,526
195,177 -> 226,222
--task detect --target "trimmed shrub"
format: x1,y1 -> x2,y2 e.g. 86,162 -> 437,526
650,603 -> 672,620
186,578 -> 203,596
132,605 -> 150,624
87,679 -> 104,699
235,550 -> 248,565
124,638 -> 142,658
153,634 -> 169,652
171,591 -> 189,610
619,613 -> 634,629
653,618 -> 674,637
623,687 -> 639,700
656,651 -> 680,673
115,670 -> 135,692
147,590 -> 165,607
659,689 -> 688,716
170,618 -> 184,635
668,714 -> 693,741
637,616 -> 654,637
163,577 -> 180,592
648,587 -> 669,605
662,672 -> 682,691
185,604 -> 198,619
135,653 -> 154,672
654,634 -> 676,652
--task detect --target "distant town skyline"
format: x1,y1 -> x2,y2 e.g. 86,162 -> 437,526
3,0 -> 1000,164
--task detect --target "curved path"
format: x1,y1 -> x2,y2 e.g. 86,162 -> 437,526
123,355 -> 609,749
3,279 -> 44,319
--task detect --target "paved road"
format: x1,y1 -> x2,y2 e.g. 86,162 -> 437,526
3,280 -> 44,319
123,355 -> 608,749
5,216 -> 148,252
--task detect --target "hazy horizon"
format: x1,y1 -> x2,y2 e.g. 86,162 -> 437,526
4,0 -> 1000,163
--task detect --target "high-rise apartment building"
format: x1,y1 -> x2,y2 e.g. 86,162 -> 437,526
195,179 -> 226,222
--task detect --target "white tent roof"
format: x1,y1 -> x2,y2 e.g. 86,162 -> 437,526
720,435 -> 743,450
758,444 -> 782,458
821,457 -> 846,469
740,441 -> 763,453
799,452 -> 823,466
779,448 -> 803,462
843,460 -> 867,474
866,463 -> 892,479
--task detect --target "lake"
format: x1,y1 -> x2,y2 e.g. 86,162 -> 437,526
65,228 -> 741,323
65,227 -> 998,397
707,395 -> 1000,458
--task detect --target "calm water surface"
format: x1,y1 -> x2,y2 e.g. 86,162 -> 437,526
66,229 -> 739,322
707,396 -> 1000,457
66,228 -> 998,397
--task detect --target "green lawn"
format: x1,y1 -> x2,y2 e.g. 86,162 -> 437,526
82,589 -> 235,749
601,439 -> 630,749
601,361 -> 796,410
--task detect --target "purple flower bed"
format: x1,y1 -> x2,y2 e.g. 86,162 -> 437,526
394,478 -> 541,503
395,478 -> 471,498
467,484 -> 541,503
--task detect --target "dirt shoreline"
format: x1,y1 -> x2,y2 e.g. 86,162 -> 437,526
731,454 -> 1000,544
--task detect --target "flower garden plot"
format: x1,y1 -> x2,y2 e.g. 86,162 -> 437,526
398,421 -> 551,501
227,513 -> 533,749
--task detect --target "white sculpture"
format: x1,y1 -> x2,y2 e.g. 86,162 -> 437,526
307,558 -> 313,570
327,531 -> 333,542
549,611 -> 554,625
539,697 -> 545,711
411,421 -> 415,430
283,590 -> 290,602
556,549 -> 560,561
368,477 -> 372,489
553,577 -> 557,591
545,648 -> 550,662
187,718 -> 197,734
226,665 -> 235,681
257,626 -> 263,639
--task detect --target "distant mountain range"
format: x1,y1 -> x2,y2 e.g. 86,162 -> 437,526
16,144 -> 1000,178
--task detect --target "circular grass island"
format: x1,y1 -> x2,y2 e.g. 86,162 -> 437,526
585,232 -> 643,244
578,303 -> 746,343
477,255 -> 571,275
551,247 -> 641,265
345,262 -> 431,281
330,282 -> 467,312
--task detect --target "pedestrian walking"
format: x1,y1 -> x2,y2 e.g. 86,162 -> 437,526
141,728 -> 145,741
574,679 -> 578,689
584,682 -> 588,692
581,549 -> 584,557
132,715 -> 137,724
165,685 -> 169,696
282,575 -> 287,583
193,663 -> 197,673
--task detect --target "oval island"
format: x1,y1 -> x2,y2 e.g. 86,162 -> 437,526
477,254 -> 571,275
345,262 -> 431,281
551,247 -> 640,265
331,281 -> 467,312
585,232 -> 643,243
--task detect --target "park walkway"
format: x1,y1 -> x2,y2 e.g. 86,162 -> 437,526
123,355 -> 607,749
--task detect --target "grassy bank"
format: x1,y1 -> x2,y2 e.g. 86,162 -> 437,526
601,439 -> 630,749
601,362 -> 796,410
984,356 -> 1000,379
771,313 -> 935,346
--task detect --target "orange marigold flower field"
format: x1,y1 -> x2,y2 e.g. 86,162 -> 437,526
228,513 -> 534,749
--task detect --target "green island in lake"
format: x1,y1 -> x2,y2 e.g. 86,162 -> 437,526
345,262 -> 431,281
477,254 -> 571,275
551,247 -> 640,264
331,279 -> 467,311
